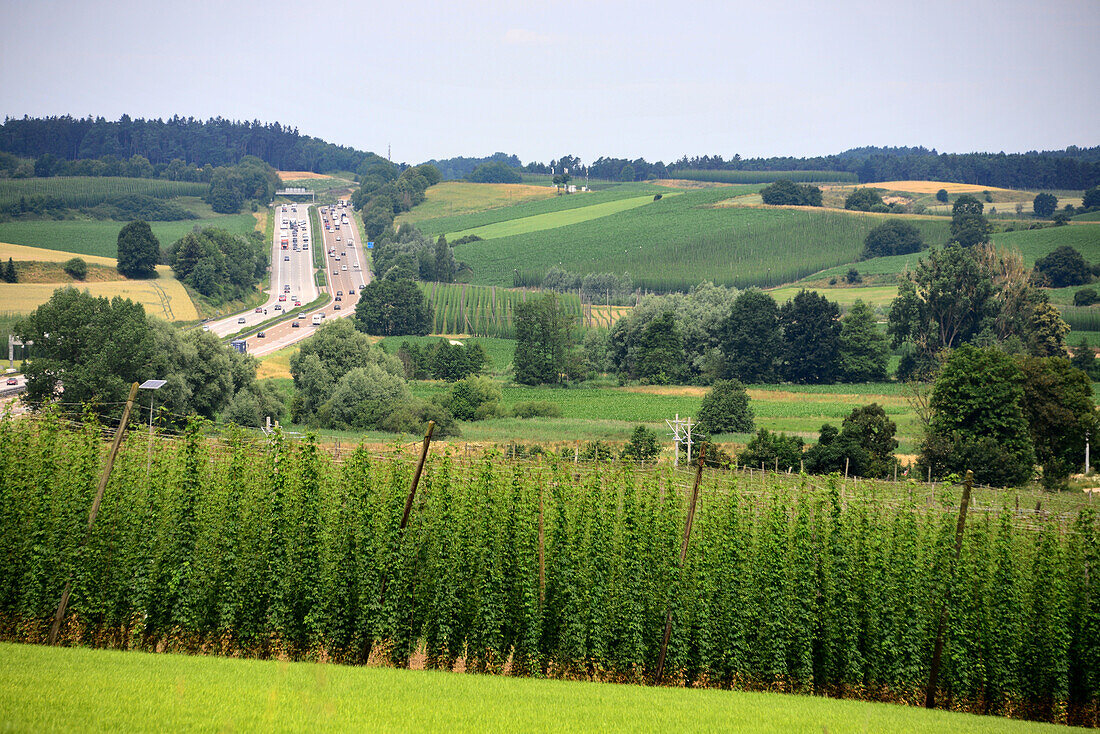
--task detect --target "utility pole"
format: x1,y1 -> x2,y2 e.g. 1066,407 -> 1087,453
1087,431 -> 1091,475
665,414 -> 695,468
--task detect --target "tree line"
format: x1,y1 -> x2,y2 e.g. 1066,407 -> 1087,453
0,115 -> 373,172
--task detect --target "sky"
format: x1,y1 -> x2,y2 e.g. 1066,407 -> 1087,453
2,0 -> 1098,165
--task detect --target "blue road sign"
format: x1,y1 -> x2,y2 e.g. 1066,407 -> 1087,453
367,242 -> 374,249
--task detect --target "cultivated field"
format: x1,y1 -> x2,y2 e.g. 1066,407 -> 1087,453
421,282 -> 584,338
670,169 -> 858,184
450,188 -> 952,291
413,182 -> 674,238
0,644 -> 1064,733
395,181 -> 557,226
447,193 -> 678,241
0,176 -> 206,209
0,265 -> 197,321
2,418 -> 1093,727
0,214 -> 258,259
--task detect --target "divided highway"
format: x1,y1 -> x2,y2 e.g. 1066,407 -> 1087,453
238,201 -> 371,357
206,204 -> 319,337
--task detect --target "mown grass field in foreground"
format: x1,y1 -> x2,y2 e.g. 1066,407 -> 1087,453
0,644 -> 1060,734
0,213 -> 258,259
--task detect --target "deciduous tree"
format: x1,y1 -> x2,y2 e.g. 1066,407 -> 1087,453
116,220 -> 160,278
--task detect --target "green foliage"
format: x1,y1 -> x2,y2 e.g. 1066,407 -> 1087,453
115,220 -> 160,278
514,294 -> 573,385
419,283 -> 582,339
1034,246 -> 1091,288
779,290 -> 841,384
393,338 -> 488,381
844,188 -> 884,212
936,188 -> 949,203
354,279 -> 433,336
1,258 -> 16,283
1073,287 -> 1098,307
371,224 -> 457,283
443,376 -> 505,421
804,403 -> 898,478
466,162 -> 522,184
672,169 -> 857,184
759,180 -> 822,206
1033,193 -> 1058,219
862,219 -> 925,259
737,429 -> 804,471
166,228 -> 266,303
951,195 -> 992,248
838,300 -> 888,382
61,257 -> 87,280
510,400 -> 562,418
921,345 -> 1035,486
635,312 -> 685,384
0,176 -> 206,213
620,425 -> 661,462
15,288 -> 256,421
204,157 -> 279,214
1016,356 -> 1097,488
698,379 -> 754,434
0,418 -> 1096,725
720,290 -> 780,382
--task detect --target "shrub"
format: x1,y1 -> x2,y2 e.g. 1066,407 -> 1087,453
936,188 -> 949,203
844,188 -> 884,211
1074,288 -> 1099,308
1034,246 -> 1091,288
579,440 -> 614,461
698,379 -> 754,434
737,429 -> 804,471
62,257 -> 87,280
444,375 -> 504,421
862,219 -> 925,259
511,400 -> 562,418
845,268 -> 862,284
621,425 -> 661,462
760,179 -> 822,206
1033,192 -> 1058,218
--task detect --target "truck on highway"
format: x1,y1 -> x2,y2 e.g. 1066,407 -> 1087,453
230,339 -> 248,354
311,314 -> 322,326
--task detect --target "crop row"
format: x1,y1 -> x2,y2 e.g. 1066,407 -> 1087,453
453,188 -> 953,292
0,416 -> 1095,726
0,177 -> 207,209
1057,306 -> 1100,331
421,283 -> 583,338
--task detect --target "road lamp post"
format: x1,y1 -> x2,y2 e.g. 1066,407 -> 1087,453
139,379 -> 166,474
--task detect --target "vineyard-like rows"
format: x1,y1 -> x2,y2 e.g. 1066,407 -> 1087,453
422,283 -> 583,338
0,416 -> 1096,726
669,169 -> 859,184
0,177 -> 207,209
1058,306 -> 1100,332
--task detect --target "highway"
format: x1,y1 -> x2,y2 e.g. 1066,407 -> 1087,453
206,204 -> 319,337
240,200 -> 371,357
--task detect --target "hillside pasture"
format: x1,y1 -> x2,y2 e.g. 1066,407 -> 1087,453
395,181 -> 558,226
447,194 -> 677,241
412,182 -> 676,238
454,188 -> 952,292
0,214 -> 258,259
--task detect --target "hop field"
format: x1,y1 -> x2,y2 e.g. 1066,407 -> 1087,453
0,416 -> 1095,727
420,282 -> 584,338
0,176 -> 206,209
454,188 -> 953,291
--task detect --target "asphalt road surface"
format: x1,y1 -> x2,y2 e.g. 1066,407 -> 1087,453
243,201 -> 371,357
206,204 -> 319,337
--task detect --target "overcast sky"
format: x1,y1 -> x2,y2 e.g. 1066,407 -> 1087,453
2,0 -> 1097,165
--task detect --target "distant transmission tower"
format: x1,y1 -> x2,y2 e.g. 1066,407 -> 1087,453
388,143 -> 391,161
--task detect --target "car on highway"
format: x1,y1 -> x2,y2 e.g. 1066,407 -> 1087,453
336,290 -> 343,296
284,255 -> 290,261
294,301 -> 301,306
257,331 -> 266,338
334,304 -> 342,310
237,317 -> 246,324
333,269 -> 338,275
297,313 -> 307,319
334,295 -> 342,302
255,307 -> 263,313
341,264 -> 347,271
5,377 -> 17,386
292,321 -> 300,328
274,304 -> 282,311
278,295 -> 286,301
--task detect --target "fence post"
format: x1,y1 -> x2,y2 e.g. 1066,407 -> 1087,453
400,421 -> 435,532
654,445 -> 706,685
925,469 -> 974,709
49,381 -> 139,646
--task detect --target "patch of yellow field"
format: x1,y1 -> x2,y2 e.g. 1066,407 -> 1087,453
850,181 -> 1020,195
0,242 -> 117,267
256,345 -> 298,380
396,182 -> 557,226
252,209 -> 268,233
0,265 -> 197,321
276,171 -> 333,180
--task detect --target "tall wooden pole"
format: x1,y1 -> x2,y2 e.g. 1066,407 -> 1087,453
654,445 -> 706,685
925,469 -> 973,709
49,382 -> 139,646
401,421 -> 434,532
